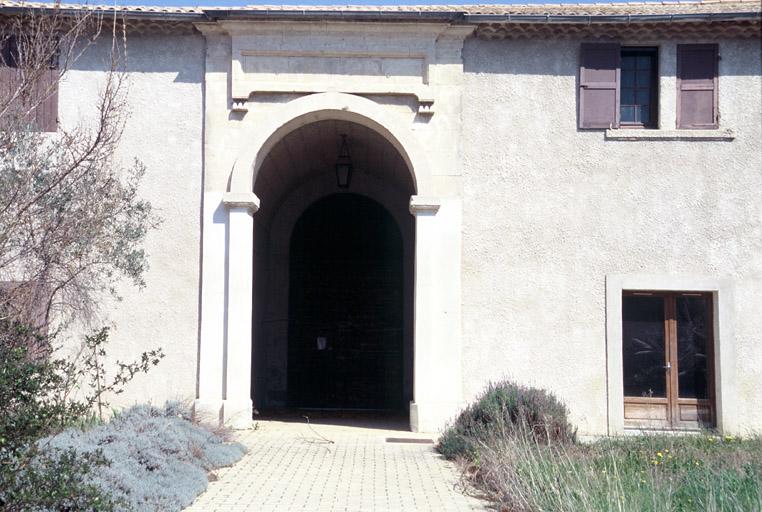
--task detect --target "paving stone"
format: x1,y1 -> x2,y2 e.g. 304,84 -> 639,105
186,420 -> 488,512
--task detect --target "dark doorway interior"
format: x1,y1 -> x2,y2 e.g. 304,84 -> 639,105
287,193 -> 404,410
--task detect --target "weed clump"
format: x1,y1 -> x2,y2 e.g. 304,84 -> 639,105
438,381 -> 576,460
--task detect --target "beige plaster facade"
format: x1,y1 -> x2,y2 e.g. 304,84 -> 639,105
28,2 -> 762,436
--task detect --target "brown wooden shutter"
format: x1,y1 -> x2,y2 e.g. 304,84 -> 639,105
579,43 -> 620,129
31,69 -> 58,132
677,44 -> 718,129
0,66 -> 21,119
0,51 -> 58,133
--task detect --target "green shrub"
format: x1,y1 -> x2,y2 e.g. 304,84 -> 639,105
437,381 -> 576,460
0,327 -> 114,510
440,380 -> 762,512
0,321 -> 164,457
0,446 -> 118,512
0,322 -> 89,455
0,321 -> 165,510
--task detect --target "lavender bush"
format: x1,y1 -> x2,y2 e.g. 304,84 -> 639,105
41,403 -> 246,511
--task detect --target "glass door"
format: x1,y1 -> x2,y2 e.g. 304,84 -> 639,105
622,292 -> 714,429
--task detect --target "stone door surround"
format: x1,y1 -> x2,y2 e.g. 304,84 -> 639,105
194,20 -> 471,432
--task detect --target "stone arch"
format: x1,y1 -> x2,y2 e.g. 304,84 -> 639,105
205,91 -> 462,433
250,129 -> 417,411
269,175 -> 412,259
229,92 -> 431,195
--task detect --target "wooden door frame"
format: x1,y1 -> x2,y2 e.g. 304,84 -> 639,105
622,290 -> 715,430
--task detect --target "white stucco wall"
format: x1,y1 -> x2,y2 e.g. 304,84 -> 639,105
48,22 -> 762,436
57,31 -> 205,408
459,37 -> 762,436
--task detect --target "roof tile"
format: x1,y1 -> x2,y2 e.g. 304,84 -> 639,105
0,0 -> 759,17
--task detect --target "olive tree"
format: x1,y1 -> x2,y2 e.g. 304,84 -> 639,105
0,7 -> 157,335
0,2 -> 163,446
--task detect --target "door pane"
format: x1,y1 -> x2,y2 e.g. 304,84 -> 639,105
676,296 -> 711,399
623,295 -> 666,398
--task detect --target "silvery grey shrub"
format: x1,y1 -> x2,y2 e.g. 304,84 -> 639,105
41,402 -> 246,511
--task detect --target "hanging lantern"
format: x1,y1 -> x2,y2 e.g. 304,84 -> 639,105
334,134 -> 353,189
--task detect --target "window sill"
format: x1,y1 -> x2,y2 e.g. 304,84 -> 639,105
605,128 -> 735,141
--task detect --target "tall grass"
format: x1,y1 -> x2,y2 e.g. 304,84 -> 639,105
438,382 -> 762,512
471,428 -> 761,512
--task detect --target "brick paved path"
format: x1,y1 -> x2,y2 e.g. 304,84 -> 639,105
186,417 -> 488,512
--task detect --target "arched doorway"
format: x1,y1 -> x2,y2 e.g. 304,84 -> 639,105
250,119 -> 416,419
198,93 -> 464,432
287,194 -> 404,410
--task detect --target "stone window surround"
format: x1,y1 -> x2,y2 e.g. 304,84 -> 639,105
605,274 -> 737,435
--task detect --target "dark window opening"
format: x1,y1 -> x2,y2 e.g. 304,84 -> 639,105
1,36 -> 19,68
620,48 -> 658,128
1,35 -> 58,70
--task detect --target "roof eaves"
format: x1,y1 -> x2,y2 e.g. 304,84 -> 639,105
0,4 -> 207,22
464,11 -> 762,24
0,2 -> 760,25
202,8 -> 463,23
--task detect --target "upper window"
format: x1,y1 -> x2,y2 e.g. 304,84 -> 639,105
579,43 -> 719,131
622,291 -> 715,430
620,48 -> 658,128
0,35 -> 19,68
